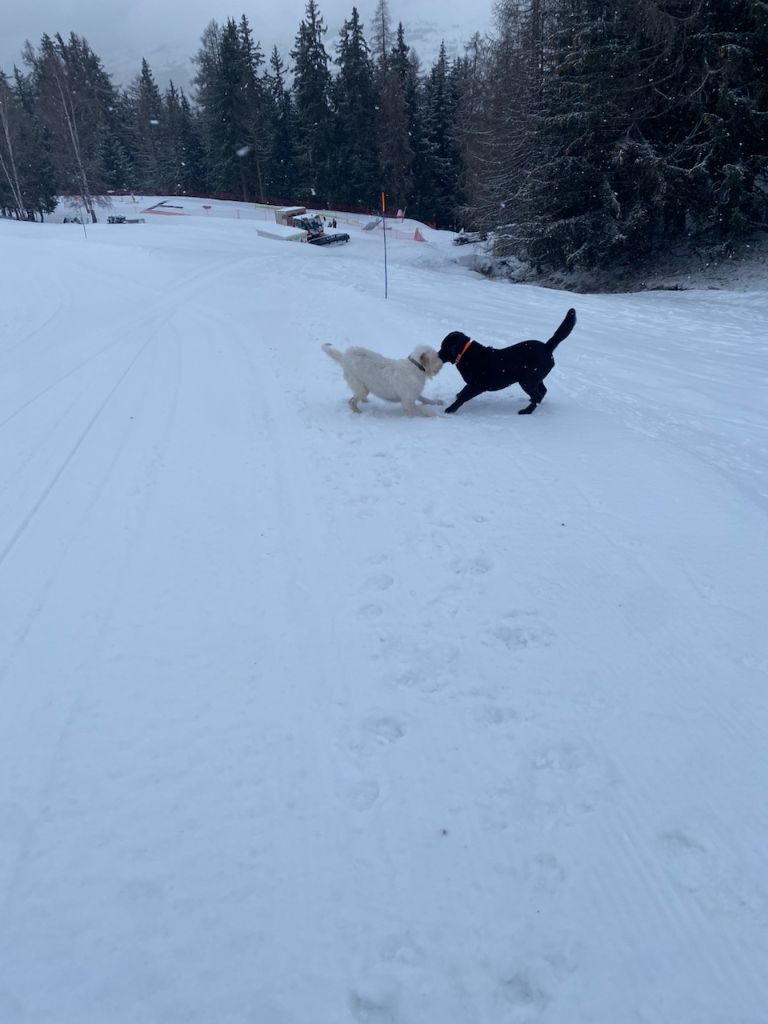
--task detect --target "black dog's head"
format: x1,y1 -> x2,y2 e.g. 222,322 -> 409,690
438,331 -> 471,364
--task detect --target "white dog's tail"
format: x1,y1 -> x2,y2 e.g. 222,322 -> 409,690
322,343 -> 344,365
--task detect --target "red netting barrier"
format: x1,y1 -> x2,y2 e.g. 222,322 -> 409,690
104,190 -> 435,226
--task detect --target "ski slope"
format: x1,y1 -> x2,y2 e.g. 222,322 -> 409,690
0,200 -> 766,1024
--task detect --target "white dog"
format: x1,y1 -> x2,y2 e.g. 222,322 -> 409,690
322,343 -> 444,416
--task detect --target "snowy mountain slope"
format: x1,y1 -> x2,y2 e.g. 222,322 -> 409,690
0,202 -> 766,1024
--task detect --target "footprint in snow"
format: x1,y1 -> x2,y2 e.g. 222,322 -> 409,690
349,978 -> 400,1023
474,704 -> 522,728
499,971 -> 550,1013
488,611 -> 555,651
357,602 -> 384,620
526,852 -> 567,894
336,777 -> 380,811
658,828 -> 767,915
497,948 -> 578,1017
450,554 -> 493,577
340,714 -> 407,757
379,932 -> 426,968
364,573 -> 394,592
526,739 -> 620,824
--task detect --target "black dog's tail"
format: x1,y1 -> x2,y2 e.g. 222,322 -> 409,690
545,308 -> 576,353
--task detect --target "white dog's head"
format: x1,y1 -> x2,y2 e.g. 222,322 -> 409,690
409,346 -> 443,378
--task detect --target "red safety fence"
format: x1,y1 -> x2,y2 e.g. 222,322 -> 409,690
104,189 -> 436,226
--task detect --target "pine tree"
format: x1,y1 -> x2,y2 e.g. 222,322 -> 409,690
128,59 -> 165,191
159,82 -> 206,195
264,46 -> 300,199
291,0 -> 334,198
178,89 -> 208,194
374,21 -> 415,210
651,0 -> 768,244
24,32 -> 119,221
0,72 -> 28,217
193,19 -> 248,195
238,14 -> 270,201
386,24 -> 424,214
9,67 -> 58,219
96,120 -> 134,192
519,0 -> 651,268
332,8 -> 380,205
419,42 -> 463,226
370,0 -> 394,74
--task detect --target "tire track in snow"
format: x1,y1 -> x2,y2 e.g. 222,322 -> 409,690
0,325 -> 185,940
0,332 -> 163,699
0,325 -> 184,685
0,286 -> 66,372
0,334 -> 155,574
0,253 -> 242,434
0,254 -> 244,571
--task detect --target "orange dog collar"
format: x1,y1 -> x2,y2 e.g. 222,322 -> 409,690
455,339 -> 473,365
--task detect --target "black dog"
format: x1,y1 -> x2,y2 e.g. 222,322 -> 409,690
438,308 -> 576,415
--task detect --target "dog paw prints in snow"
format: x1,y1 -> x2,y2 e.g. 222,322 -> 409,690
365,572 -> 395,592
487,611 -> 555,651
358,602 -> 384,620
658,828 -> 768,916
371,450 -> 402,489
356,571 -> 396,620
349,977 -> 401,1023
391,666 -> 451,695
495,947 -> 578,1021
479,778 -> 528,833
340,714 -> 407,757
450,553 -> 493,577
474,704 -> 526,728
336,775 -> 381,811
379,932 -> 427,969
528,739 -> 620,822
477,742 -> 617,833
524,852 -> 567,895
495,942 -> 581,1024
498,971 -> 550,1014
373,634 -> 460,695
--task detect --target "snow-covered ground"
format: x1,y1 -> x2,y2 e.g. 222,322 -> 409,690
0,198 -> 766,1024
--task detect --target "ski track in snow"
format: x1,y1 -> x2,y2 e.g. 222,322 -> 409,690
0,204 -> 766,1024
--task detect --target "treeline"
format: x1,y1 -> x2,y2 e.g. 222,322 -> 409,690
466,0 -> 768,271
0,1 -> 466,228
1,0 -> 767,275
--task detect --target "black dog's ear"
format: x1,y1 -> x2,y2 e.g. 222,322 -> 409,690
442,331 -> 469,347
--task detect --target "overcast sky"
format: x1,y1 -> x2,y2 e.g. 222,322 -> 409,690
2,1 -> 493,83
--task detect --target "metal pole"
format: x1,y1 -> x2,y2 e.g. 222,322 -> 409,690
78,198 -> 88,240
381,190 -> 388,299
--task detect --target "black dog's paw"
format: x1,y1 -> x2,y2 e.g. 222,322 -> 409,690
518,404 -> 536,415
444,404 -> 458,414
